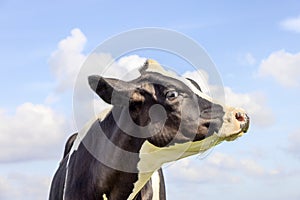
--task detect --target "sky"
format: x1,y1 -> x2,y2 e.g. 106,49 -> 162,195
0,0 -> 300,199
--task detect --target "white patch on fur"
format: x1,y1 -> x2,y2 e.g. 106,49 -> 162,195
151,170 -> 160,200
128,170 -> 153,200
128,134 -> 224,199
103,193 -> 108,200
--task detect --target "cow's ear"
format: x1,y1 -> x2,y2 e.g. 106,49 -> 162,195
88,75 -> 144,105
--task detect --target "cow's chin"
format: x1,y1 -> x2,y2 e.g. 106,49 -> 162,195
219,117 -> 249,141
188,119 -> 223,142
193,125 -> 247,143
192,133 -> 206,141
148,129 -> 206,147
192,129 -> 217,142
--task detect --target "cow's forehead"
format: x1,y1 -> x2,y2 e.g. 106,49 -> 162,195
139,59 -> 213,102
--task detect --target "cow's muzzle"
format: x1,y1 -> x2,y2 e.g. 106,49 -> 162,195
218,107 -> 250,141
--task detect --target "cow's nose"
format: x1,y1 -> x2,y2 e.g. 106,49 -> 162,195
234,111 -> 250,133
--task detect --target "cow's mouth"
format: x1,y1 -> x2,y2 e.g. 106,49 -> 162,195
193,106 -> 225,141
194,107 -> 250,142
193,118 -> 223,141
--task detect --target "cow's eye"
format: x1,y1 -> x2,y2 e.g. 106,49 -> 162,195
166,90 -> 179,101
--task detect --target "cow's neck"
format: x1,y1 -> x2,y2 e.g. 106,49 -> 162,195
100,106 -> 146,153
101,107 -> 163,200
83,107 -> 149,199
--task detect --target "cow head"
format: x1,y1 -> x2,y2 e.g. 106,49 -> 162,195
88,59 -> 249,148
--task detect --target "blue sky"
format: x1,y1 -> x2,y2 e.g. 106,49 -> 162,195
1,1 -> 300,199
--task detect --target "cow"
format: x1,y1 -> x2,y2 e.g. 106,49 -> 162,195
49,59 -> 249,200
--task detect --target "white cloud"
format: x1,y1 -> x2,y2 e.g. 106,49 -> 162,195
0,103 -> 67,162
258,49 -> 300,87
280,15 -> 300,33
49,28 -> 146,94
206,152 -> 272,177
223,87 -> 274,127
240,158 -> 265,176
49,28 -> 87,92
165,155 -> 240,184
183,70 -> 274,127
48,28 -> 147,128
101,54 -> 146,81
164,152 -> 296,200
117,55 -> 147,74
183,69 -> 210,94
165,152 -> 282,185
0,29 -> 91,163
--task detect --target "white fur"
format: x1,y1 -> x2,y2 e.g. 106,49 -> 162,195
151,170 -> 160,200
128,134 -> 224,200
103,193 -> 108,200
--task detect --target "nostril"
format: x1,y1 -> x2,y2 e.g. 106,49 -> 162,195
235,112 -> 245,122
234,112 -> 250,133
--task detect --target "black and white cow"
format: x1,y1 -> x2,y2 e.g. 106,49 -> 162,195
49,59 -> 249,200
